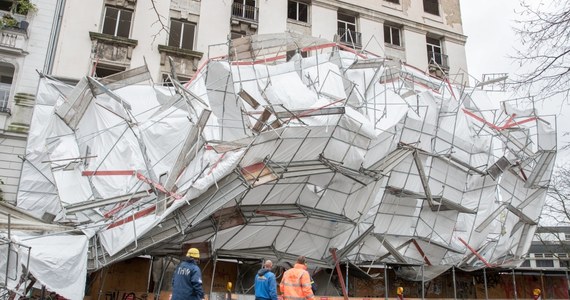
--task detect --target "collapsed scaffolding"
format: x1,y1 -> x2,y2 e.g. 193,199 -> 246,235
0,33 -> 557,299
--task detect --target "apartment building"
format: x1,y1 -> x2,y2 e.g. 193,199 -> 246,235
519,227 -> 570,270
0,0 -> 60,203
50,0 -> 468,82
0,0 -> 468,203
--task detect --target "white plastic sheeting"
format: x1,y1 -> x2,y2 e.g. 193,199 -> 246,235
8,36 -> 557,296
0,234 -> 87,300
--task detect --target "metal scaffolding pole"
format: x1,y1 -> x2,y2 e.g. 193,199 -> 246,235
512,269 -> 518,300
210,254 -> 218,300
421,264 -> 424,300
483,268 -> 488,300
452,266 -> 457,300
384,265 -> 388,300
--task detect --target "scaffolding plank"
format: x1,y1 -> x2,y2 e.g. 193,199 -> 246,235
55,77 -> 93,129
252,108 -> 272,133
93,65 -> 151,94
238,89 -> 260,109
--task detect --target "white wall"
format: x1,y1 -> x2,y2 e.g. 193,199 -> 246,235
258,0 -> 287,35
445,39 -> 468,83
17,0 -> 58,93
0,137 -> 25,203
52,0 -> 102,78
404,29 -> 428,70
311,4 -> 336,42
196,1 -> 231,58
359,17 -> 383,56
130,0 -> 169,80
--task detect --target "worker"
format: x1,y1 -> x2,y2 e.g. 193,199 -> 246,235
396,286 -> 404,300
255,260 -> 278,300
532,288 -> 541,300
280,256 -> 315,300
171,248 -> 205,300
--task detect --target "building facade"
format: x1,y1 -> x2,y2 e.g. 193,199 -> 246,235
0,0 -> 60,203
50,0 -> 468,83
0,0 -> 468,203
519,227 -> 570,270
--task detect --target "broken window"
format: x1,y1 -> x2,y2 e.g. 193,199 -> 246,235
426,36 -> 447,68
102,6 -> 133,38
288,1 -> 308,23
168,19 -> 196,50
337,12 -> 360,47
383,24 -> 401,47
0,62 -> 14,113
423,0 -> 439,16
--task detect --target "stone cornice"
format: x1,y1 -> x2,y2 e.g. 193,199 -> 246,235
157,45 -> 203,60
89,31 -> 138,47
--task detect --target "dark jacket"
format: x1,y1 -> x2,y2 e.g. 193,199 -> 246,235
255,268 -> 278,300
172,258 -> 204,300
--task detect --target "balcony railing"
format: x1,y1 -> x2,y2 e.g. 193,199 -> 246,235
0,83 -> 11,114
428,51 -> 449,69
232,2 -> 258,22
338,28 -> 362,48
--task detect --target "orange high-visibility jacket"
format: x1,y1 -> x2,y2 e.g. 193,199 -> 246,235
280,263 -> 315,300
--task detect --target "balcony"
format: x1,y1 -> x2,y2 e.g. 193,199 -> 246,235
0,82 -> 11,114
0,13 -> 28,54
337,28 -> 362,48
231,2 -> 258,23
428,51 -> 449,70
89,32 -> 138,67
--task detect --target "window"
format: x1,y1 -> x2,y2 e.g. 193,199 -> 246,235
93,63 -> 125,78
520,260 -> 531,268
536,259 -> 554,268
102,6 -> 133,38
384,24 -> 401,47
337,12 -> 360,47
232,0 -> 257,21
288,1 -> 308,23
0,62 -> 14,113
384,0 -> 400,4
168,20 -> 195,50
426,36 -> 447,67
423,0 -> 439,15
560,260 -> 570,268
0,0 -> 12,11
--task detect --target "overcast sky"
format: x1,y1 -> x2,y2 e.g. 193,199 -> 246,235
460,0 -> 520,81
460,0 -> 570,154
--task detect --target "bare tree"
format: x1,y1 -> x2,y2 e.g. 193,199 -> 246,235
544,165 -> 570,225
511,0 -> 570,102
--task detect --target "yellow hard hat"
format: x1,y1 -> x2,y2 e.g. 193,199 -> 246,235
186,248 -> 200,258
533,288 -> 541,296
397,287 -> 404,295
